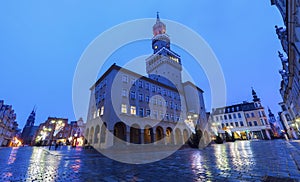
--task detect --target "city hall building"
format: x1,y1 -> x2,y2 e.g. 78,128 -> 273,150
85,14 -> 210,149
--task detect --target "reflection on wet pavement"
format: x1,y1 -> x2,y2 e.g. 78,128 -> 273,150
0,140 -> 300,181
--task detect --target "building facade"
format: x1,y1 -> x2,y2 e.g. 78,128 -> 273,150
33,117 -> 69,146
85,14 -> 210,149
33,117 -> 86,146
271,0 -> 300,139
210,89 -> 272,140
21,108 -> 39,145
69,118 -> 86,146
0,100 -> 19,146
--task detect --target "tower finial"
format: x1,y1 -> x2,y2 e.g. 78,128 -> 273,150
156,12 -> 160,22
251,87 -> 260,102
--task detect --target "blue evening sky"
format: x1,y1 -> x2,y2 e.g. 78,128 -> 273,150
0,1 -> 284,128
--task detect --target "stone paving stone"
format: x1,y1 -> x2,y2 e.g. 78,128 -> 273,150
1,140 -> 300,181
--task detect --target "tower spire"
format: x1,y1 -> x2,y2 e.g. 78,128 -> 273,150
153,12 -> 166,36
252,87 -> 260,102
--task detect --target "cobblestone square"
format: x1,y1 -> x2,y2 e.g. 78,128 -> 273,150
1,140 -> 300,181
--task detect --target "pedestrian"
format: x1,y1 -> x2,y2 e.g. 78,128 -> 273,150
55,142 -> 59,150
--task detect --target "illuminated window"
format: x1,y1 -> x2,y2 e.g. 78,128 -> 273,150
130,106 -> 136,115
154,45 -> 158,49
97,108 -> 100,117
121,104 -> 127,113
169,56 -> 179,63
100,106 -> 104,116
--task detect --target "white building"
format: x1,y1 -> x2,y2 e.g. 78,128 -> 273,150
210,89 -> 272,140
85,14 -> 210,149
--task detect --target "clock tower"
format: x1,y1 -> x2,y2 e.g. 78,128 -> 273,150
146,13 -> 183,90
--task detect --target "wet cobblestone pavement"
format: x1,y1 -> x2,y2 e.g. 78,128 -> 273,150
1,140 -> 300,181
